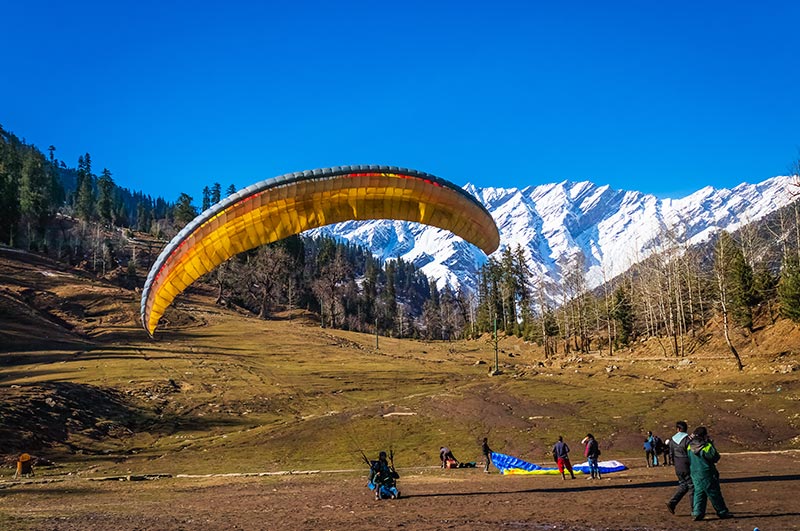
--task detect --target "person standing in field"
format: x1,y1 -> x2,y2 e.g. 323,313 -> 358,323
665,421 -> 693,515
481,437 -> 493,473
644,430 -> 657,467
552,436 -> 575,480
582,433 -> 601,480
687,426 -> 733,521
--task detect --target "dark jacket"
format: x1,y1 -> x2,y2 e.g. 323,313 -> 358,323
670,431 -> 691,474
481,441 -> 492,456
585,438 -> 600,459
369,459 -> 399,487
552,441 -> 570,460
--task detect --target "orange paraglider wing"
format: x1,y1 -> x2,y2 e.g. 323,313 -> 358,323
140,165 -> 499,336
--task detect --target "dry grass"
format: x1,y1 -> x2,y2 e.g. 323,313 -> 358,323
1,247 -> 799,479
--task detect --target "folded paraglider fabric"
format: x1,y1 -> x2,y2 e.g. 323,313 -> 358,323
491,452 -> 627,475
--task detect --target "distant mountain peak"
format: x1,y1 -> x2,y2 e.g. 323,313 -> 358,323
310,176 -> 795,297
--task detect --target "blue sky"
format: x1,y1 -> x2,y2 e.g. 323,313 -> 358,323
3,0 -> 799,203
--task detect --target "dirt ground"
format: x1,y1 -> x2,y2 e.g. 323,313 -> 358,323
2,247 -> 800,530
1,452 -> 799,531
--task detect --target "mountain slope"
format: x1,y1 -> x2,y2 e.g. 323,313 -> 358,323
311,175 -> 795,295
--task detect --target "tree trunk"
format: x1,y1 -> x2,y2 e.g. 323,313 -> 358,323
720,304 -> 744,371
716,265 -> 744,371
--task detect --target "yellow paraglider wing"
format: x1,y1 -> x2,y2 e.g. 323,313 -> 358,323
140,165 -> 499,336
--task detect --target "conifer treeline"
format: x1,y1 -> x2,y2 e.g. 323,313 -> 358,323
470,197 -> 800,363
0,125 -> 467,339
212,235 -> 470,338
1,125 -> 172,246
3,123 -> 800,349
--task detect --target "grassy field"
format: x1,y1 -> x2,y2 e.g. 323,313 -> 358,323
1,246 -> 799,479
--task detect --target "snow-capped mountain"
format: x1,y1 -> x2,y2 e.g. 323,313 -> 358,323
309,175 -> 795,295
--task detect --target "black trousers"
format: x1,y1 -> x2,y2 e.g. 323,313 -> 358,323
668,470 -> 693,507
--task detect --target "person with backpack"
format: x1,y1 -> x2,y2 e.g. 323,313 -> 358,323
687,427 -> 733,521
368,451 -> 400,500
582,434 -> 602,480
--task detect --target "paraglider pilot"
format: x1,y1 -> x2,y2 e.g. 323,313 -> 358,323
368,451 -> 400,500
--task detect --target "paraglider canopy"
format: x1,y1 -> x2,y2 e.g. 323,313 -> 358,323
140,165 -> 500,336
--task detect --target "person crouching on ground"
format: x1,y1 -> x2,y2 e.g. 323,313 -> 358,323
552,436 -> 575,480
687,427 -> 732,521
581,434 -> 601,479
439,446 -> 458,468
368,451 -> 400,500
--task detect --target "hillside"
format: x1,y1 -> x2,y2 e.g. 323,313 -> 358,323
1,246 -> 798,479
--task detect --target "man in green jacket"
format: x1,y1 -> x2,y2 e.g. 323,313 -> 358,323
687,426 -> 733,521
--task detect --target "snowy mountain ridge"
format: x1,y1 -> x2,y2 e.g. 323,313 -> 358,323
309,175 -> 795,295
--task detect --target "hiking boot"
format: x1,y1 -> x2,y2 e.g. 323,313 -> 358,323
665,502 -> 675,515
718,513 -> 733,519
693,514 -> 705,521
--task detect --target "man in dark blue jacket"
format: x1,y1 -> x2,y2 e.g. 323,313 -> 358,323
552,436 -> 575,480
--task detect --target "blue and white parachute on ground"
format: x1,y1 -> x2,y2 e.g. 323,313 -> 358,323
491,452 -> 627,475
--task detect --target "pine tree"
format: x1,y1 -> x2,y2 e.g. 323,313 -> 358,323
75,154 -> 95,221
499,247 -> 518,334
612,286 -> 634,347
513,245 -> 533,336
97,168 -> 114,224
717,232 -> 755,331
202,186 -> 211,211
778,255 -> 800,322
714,231 -> 745,370
226,184 -> 236,196
136,202 -> 152,232
19,148 -> 52,247
379,260 -> 398,334
211,182 -> 222,204
173,193 -> 198,224
0,133 -> 22,244
542,309 -> 560,358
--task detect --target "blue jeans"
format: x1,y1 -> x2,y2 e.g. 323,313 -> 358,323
369,482 -> 399,499
588,456 -> 600,478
